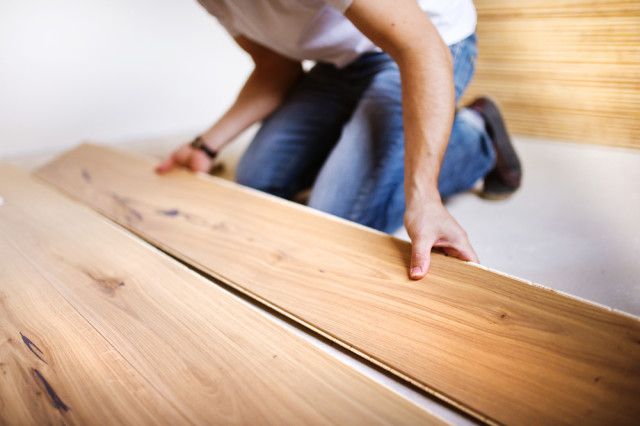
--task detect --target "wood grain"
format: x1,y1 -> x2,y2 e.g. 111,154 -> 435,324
35,144 -> 640,425
461,0 -> 640,149
0,164 -> 442,425
0,236 -> 188,425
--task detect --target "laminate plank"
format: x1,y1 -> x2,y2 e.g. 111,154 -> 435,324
35,144 -> 640,425
0,164 -> 441,425
0,237 -> 188,425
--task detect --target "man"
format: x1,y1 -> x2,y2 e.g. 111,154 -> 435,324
157,0 -> 521,279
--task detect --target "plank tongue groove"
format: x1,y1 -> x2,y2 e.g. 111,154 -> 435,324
36,144 -> 640,425
0,164 -> 442,425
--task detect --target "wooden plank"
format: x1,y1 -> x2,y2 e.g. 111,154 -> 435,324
0,237 -> 188,425
460,0 -> 640,149
35,144 -> 640,425
0,164 -> 441,425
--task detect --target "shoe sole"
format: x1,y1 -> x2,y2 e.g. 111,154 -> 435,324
479,98 -> 522,189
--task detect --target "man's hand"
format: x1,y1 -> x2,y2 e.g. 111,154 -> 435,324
344,0 -> 470,278
404,198 -> 479,279
156,144 -> 214,174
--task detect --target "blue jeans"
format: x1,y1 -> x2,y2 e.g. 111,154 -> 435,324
237,34 -> 495,233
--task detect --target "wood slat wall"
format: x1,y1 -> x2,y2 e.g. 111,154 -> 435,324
460,0 -> 640,149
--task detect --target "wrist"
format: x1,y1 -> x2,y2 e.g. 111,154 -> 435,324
190,135 -> 218,160
405,178 -> 441,207
404,154 -> 442,203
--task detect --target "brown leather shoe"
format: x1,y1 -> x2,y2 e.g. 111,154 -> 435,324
467,97 -> 522,200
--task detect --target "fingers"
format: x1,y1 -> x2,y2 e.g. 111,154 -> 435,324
155,156 -> 175,174
442,238 -> 479,263
406,212 -> 479,280
410,233 -> 478,280
156,145 -> 212,174
410,234 -> 433,280
156,145 -> 188,174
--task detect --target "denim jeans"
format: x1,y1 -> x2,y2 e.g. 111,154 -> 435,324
237,33 -> 495,233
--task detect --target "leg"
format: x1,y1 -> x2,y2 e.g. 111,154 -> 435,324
308,62 -> 406,233
236,63 -> 356,199
437,109 -> 495,198
439,33 -> 496,197
309,34 -> 495,233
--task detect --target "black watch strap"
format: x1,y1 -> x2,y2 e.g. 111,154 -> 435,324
190,136 -> 218,159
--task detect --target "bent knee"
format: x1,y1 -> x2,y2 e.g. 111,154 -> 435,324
236,159 -> 293,199
235,161 -> 261,190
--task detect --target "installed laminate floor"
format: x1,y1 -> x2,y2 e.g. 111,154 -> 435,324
1,165 -> 443,425
5,136 -> 477,425
5,132 -> 640,425
35,144 -> 640,425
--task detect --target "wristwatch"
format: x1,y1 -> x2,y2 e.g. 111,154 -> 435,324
190,136 -> 218,159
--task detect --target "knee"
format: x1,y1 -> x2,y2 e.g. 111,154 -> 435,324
236,153 -> 291,198
308,186 -> 404,235
235,158 -> 261,190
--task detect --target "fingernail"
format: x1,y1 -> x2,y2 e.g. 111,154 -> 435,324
410,266 -> 422,278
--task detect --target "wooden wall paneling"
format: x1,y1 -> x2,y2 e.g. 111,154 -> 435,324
0,164 -> 442,425
35,144 -> 640,425
461,0 -> 640,148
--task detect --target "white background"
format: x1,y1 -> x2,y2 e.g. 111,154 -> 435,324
0,0 -> 252,159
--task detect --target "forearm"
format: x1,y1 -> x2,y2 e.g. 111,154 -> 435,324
345,0 -> 454,204
344,0 -> 477,278
200,56 -> 302,151
395,40 -> 454,205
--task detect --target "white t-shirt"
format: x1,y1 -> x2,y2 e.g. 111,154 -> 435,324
197,0 -> 476,67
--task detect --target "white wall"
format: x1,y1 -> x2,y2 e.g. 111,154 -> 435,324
0,0 -> 252,160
